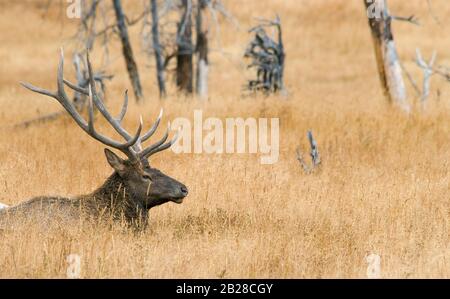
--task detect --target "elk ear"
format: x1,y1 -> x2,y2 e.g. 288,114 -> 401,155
104,148 -> 127,176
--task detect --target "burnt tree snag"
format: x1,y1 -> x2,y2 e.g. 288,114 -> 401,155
364,0 -> 410,112
150,0 -> 167,98
196,0 -> 209,99
176,0 -> 194,94
113,0 -> 144,102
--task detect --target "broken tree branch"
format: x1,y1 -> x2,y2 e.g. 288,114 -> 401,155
296,130 -> 321,174
391,15 -> 420,26
112,0 -> 144,102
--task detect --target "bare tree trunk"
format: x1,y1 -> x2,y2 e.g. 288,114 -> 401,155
195,0 -> 208,99
364,0 -> 410,112
150,0 -> 166,98
176,0 -> 194,94
112,0 -> 144,102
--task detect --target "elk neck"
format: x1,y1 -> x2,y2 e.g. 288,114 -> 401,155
81,172 -> 148,225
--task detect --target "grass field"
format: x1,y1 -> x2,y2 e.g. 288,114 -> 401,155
0,0 -> 449,278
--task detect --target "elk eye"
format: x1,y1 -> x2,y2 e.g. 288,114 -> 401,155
143,175 -> 152,181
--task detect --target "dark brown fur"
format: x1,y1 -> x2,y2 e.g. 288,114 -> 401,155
0,149 -> 188,230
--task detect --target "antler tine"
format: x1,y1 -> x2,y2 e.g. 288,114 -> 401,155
87,85 -> 142,160
21,48 -> 89,131
20,81 -> 57,99
139,122 -> 170,158
131,109 -> 163,155
116,90 -> 129,123
140,108 -> 163,143
141,126 -> 180,158
139,122 -> 181,159
63,78 -> 89,95
85,51 -> 133,142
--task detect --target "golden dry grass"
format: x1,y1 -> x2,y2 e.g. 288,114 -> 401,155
0,0 -> 449,278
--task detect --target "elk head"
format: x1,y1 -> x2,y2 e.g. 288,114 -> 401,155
104,148 -> 188,208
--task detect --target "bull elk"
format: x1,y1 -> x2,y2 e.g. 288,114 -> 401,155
0,50 -> 188,229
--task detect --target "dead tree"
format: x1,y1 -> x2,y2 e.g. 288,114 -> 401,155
363,0 -> 418,112
73,0 -> 146,102
195,0 -> 209,99
176,0 -> 194,94
142,0 -> 180,84
141,0 -> 232,97
150,0 -> 167,98
413,49 -> 450,107
72,0 -> 112,66
78,0 -> 101,51
245,16 -> 285,94
415,49 -> 437,107
112,0 -> 144,102
40,1 -> 147,103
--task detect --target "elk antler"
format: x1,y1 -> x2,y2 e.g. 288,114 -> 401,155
21,48 -> 179,163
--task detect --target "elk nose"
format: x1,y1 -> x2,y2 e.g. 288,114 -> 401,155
180,186 -> 188,196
